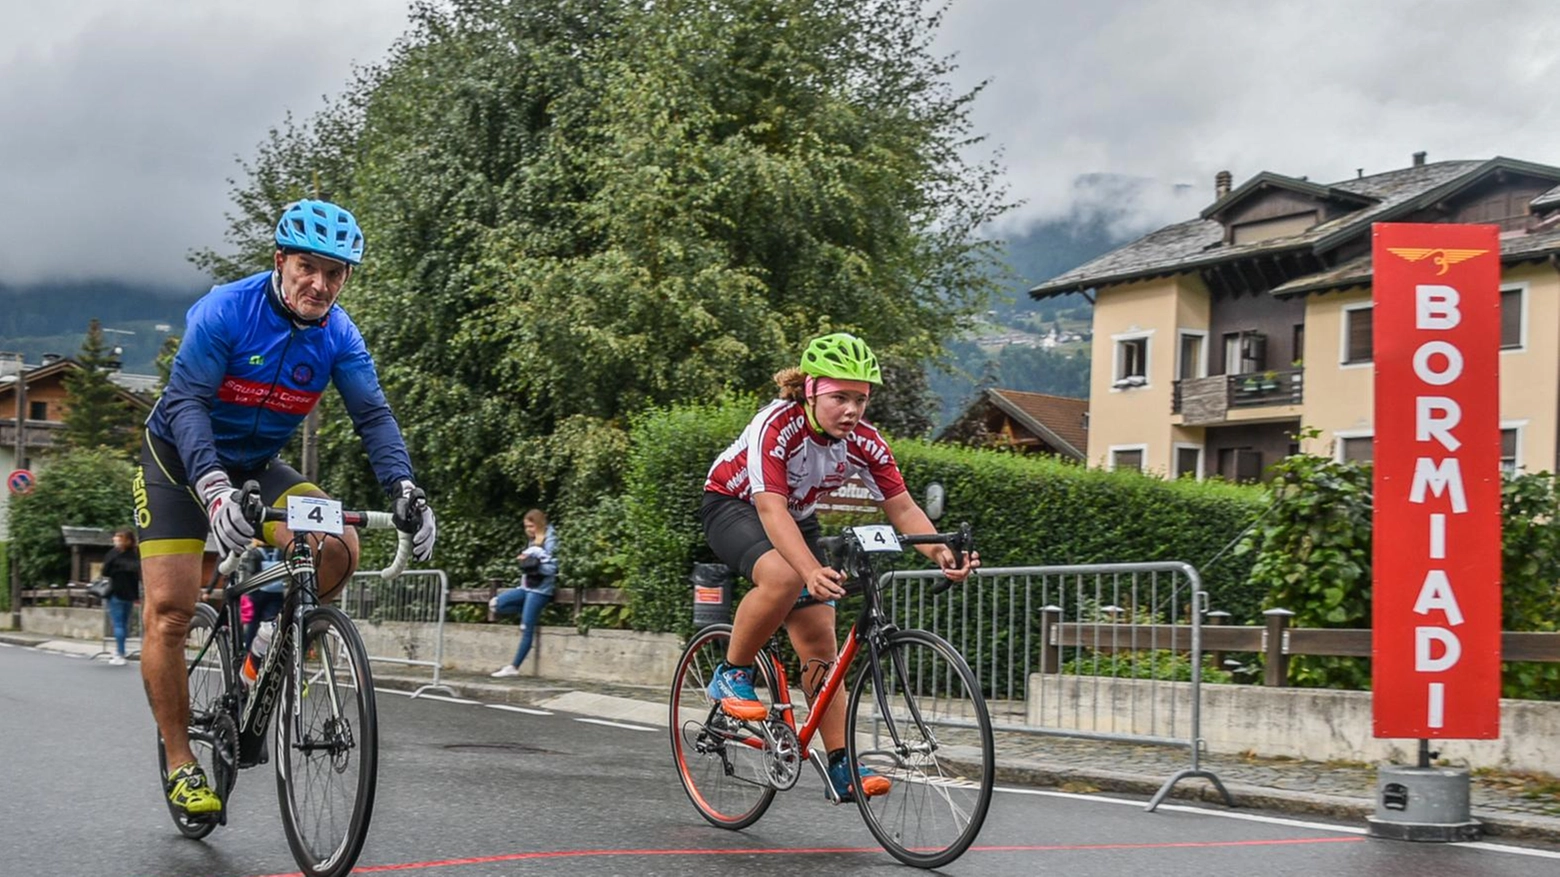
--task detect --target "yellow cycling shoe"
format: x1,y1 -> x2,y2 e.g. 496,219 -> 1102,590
166,761 -> 223,818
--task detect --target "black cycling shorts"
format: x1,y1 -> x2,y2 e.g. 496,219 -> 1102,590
134,431 -> 319,558
699,492 -> 834,610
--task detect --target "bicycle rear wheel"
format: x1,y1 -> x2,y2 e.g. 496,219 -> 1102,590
847,628 -> 994,868
157,602 -> 237,838
669,623 -> 779,829
275,605 -> 378,877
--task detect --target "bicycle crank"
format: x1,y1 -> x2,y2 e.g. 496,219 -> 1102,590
760,719 -> 803,790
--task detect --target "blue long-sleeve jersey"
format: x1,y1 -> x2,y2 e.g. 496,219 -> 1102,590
146,270 -> 414,494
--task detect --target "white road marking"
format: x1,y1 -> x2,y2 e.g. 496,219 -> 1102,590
410,693 -> 480,705
574,717 -> 657,732
486,703 -> 553,716
993,785 -> 1559,859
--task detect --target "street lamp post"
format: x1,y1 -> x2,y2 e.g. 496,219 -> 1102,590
10,351 -> 24,627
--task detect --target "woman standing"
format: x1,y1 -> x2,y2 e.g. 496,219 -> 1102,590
102,528 -> 141,666
489,509 -> 559,678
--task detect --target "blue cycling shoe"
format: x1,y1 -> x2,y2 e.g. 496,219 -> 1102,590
706,663 -> 767,721
827,757 -> 891,802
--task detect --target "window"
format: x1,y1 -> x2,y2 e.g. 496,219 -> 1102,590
1177,332 -> 1205,380
1111,447 -> 1145,472
1216,448 -> 1263,482
1340,436 -> 1373,463
1342,305 -> 1373,365
1292,323 -> 1305,366
1173,445 -> 1202,480
1501,427 -> 1519,474
1222,333 -> 1241,375
1500,286 -> 1525,350
1113,335 -> 1150,388
28,401 -> 47,421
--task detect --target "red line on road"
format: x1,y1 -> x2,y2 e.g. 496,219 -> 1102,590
239,835 -> 1365,876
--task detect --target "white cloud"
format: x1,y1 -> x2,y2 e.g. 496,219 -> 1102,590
0,1 -> 414,285
2,0 -> 1559,284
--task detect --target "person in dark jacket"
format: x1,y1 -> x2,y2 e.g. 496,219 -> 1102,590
101,528 -> 141,666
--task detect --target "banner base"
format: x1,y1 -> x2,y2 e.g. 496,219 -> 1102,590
1365,764 -> 1481,843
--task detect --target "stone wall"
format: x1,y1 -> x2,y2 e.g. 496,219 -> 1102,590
1029,673 -> 1560,774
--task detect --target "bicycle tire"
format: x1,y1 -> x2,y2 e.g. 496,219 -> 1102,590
846,628 -> 994,868
157,602 -> 237,839
669,623 -> 779,829
274,605 -> 378,877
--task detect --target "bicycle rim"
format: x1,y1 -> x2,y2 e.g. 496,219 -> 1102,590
275,605 -> 378,877
847,629 -> 994,868
669,624 -> 778,829
157,602 -> 233,839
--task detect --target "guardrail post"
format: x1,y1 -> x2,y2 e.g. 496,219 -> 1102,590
1206,610 -> 1230,671
1263,608 -> 1294,687
1039,605 -> 1063,673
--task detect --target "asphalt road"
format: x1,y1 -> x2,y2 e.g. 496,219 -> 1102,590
2,641 -> 1558,877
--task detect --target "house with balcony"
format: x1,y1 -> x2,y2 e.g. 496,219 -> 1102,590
0,354 -> 155,539
1030,153 -> 1560,481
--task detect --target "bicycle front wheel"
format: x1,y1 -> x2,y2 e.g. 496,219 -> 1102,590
847,628 -> 994,869
669,624 -> 778,829
274,605 -> 378,877
157,601 -> 236,839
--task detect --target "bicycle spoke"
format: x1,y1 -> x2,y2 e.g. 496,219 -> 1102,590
669,624 -> 778,829
276,606 -> 377,877
848,629 -> 993,868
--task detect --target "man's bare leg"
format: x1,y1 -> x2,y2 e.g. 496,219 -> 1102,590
140,552 -> 203,769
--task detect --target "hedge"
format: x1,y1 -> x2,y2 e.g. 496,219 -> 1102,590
613,397 -> 1268,639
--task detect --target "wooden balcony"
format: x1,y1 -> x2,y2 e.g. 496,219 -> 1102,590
1173,369 -> 1304,425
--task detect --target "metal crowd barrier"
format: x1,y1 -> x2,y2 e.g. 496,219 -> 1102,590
339,569 -> 456,698
883,562 -> 1231,811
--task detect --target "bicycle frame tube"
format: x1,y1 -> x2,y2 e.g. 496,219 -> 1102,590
780,623 -> 864,750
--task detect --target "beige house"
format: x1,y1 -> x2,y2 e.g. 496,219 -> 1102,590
1031,154 -> 1560,481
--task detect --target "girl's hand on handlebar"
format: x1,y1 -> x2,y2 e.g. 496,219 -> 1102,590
805,566 -> 847,601
937,548 -> 980,583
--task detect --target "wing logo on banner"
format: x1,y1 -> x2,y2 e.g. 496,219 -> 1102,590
1386,247 -> 1490,276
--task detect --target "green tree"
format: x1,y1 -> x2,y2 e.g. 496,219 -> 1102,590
60,319 -> 139,455
8,448 -> 136,586
153,334 -> 181,399
198,0 -> 1012,585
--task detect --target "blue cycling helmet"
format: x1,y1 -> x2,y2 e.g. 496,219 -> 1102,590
274,199 -> 365,266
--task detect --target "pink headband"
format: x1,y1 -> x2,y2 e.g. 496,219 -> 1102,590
805,376 -> 872,399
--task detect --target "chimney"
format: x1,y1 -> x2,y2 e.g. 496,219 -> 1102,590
1412,150 -> 1427,167
1214,170 -> 1232,198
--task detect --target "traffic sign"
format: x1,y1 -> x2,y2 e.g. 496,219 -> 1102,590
7,469 -> 34,495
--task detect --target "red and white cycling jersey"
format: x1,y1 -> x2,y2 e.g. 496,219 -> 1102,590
704,399 -> 907,519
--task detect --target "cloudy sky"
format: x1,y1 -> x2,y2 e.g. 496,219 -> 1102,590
3,0 -> 1558,287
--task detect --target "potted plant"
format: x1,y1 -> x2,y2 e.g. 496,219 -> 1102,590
1260,370 -> 1279,391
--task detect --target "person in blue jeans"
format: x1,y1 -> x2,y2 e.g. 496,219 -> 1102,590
490,509 -> 558,678
101,528 -> 141,666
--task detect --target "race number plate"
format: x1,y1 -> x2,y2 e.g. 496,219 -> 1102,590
852,524 -> 901,553
287,495 -> 344,535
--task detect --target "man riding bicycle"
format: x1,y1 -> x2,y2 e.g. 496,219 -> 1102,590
134,199 -> 437,820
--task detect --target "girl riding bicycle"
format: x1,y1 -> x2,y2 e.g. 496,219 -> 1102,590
699,332 -> 979,802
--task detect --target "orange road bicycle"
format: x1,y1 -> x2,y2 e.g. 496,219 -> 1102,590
669,523 -> 994,869
160,482 -> 422,877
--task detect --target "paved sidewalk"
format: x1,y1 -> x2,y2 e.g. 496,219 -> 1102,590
9,629 -> 1559,845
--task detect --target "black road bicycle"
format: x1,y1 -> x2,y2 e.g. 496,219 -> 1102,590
159,482 -> 420,877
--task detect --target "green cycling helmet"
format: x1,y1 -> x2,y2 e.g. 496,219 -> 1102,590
800,332 -> 882,384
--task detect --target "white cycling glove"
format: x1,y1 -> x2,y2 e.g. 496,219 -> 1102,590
196,470 -> 255,557
393,480 -> 437,562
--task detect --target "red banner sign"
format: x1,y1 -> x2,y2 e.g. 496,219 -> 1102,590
1372,222 -> 1502,739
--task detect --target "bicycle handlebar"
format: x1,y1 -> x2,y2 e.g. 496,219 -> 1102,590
818,522 -> 975,595
216,481 -> 416,580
